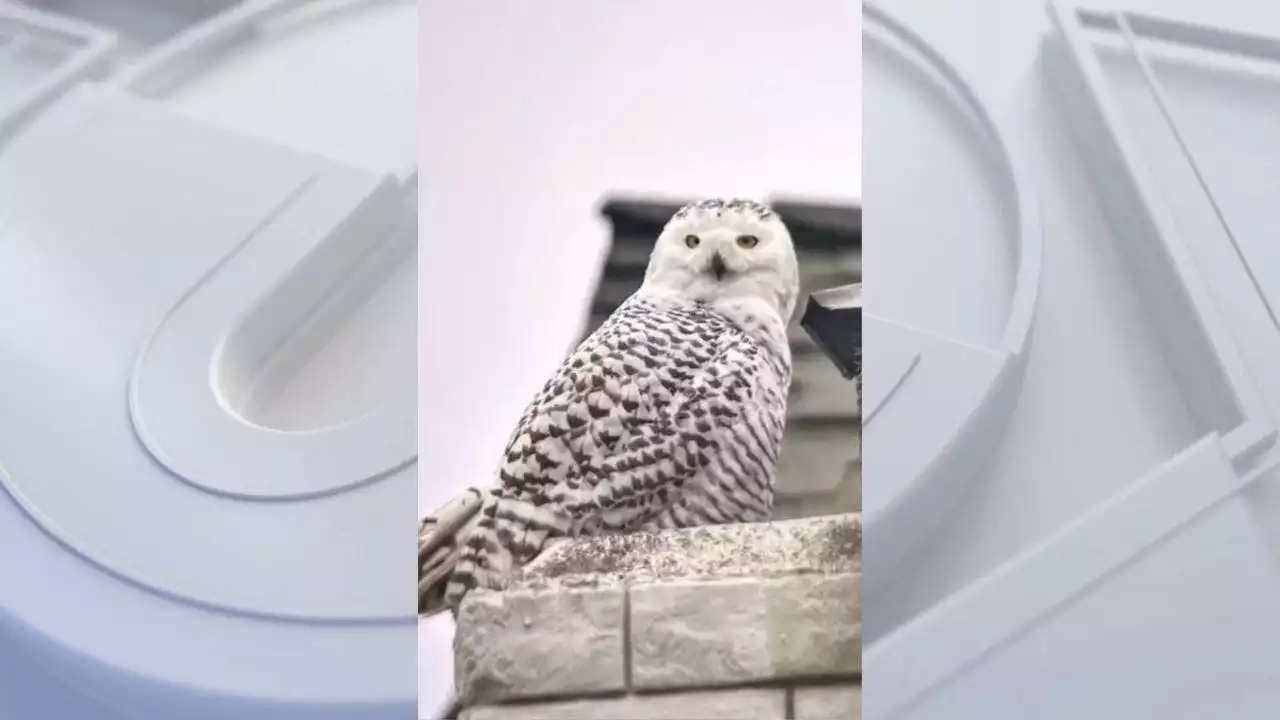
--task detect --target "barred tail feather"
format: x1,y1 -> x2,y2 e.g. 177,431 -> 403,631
420,486 -> 574,615
418,487 -> 486,616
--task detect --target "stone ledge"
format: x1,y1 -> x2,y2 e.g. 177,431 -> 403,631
522,513 -> 859,586
455,514 -> 861,707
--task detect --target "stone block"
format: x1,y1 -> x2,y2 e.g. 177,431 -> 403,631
794,684 -> 863,719
630,577 -> 771,687
453,582 -> 626,704
461,688 -> 786,720
775,427 -> 861,498
630,572 -> 861,689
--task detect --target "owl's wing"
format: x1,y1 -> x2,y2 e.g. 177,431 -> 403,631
497,302 -> 787,532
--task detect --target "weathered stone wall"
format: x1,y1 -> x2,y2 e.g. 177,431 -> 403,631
451,514 -> 861,719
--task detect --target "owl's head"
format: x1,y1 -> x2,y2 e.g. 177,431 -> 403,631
642,198 -> 800,322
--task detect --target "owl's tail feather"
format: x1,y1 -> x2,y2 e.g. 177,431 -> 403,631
418,487 -> 487,617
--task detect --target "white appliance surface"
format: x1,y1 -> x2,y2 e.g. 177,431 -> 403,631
0,1 -> 418,717
865,1 -> 1280,717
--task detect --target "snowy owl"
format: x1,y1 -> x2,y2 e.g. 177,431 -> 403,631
419,198 -> 799,615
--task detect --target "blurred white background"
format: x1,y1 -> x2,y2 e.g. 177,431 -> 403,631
417,0 -> 861,713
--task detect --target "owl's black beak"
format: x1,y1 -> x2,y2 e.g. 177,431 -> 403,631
707,252 -> 730,281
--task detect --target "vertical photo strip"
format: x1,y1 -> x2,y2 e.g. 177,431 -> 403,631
418,2 -> 862,719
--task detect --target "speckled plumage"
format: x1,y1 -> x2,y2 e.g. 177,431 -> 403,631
673,197 -> 776,221
419,199 -> 800,615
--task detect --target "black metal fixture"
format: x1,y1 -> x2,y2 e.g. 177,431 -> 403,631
800,282 -> 861,381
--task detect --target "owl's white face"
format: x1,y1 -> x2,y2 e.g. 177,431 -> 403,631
641,199 -> 801,323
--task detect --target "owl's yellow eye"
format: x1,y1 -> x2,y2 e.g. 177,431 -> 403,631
736,234 -> 760,249
684,234 -> 701,249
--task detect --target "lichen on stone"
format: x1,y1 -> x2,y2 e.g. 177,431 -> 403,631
519,514 -> 860,589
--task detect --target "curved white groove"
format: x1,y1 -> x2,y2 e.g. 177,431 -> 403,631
129,169 -> 416,501
862,1 -> 1045,592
